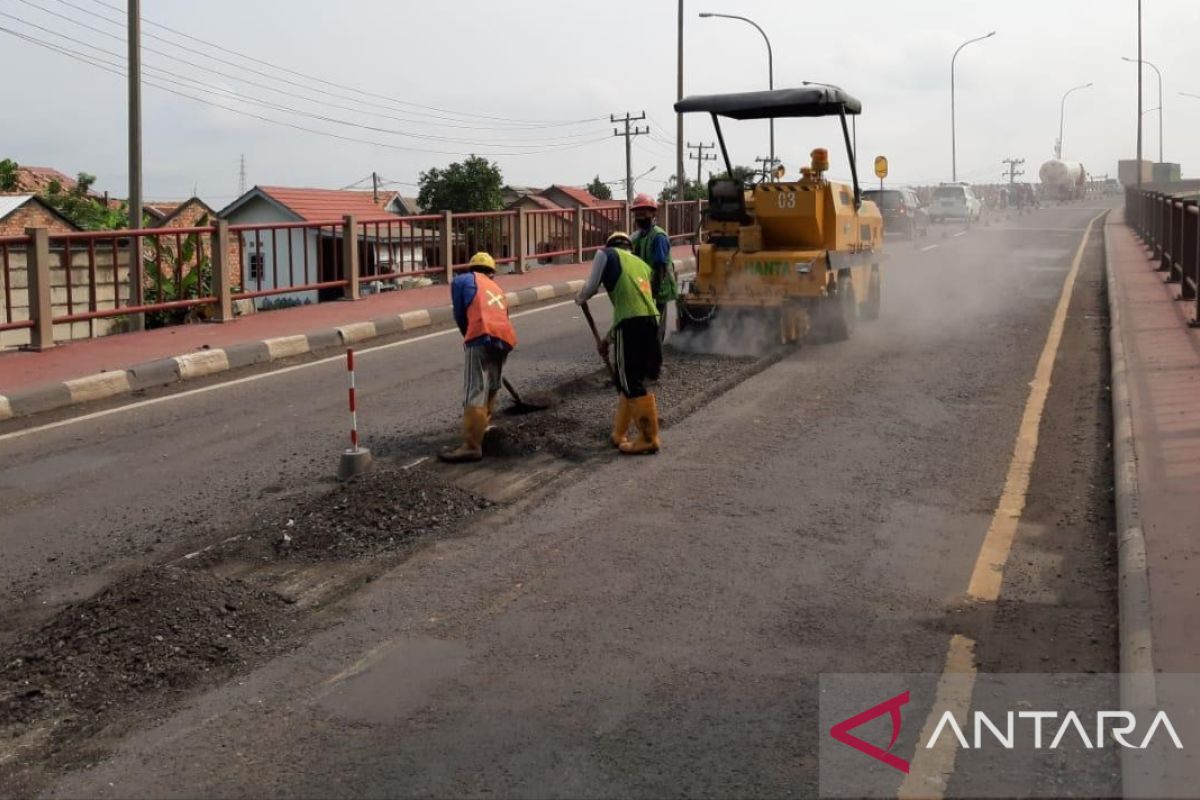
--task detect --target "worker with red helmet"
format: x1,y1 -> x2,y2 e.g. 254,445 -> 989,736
630,193 -> 677,335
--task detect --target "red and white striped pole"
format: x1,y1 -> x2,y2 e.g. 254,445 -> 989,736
346,347 -> 359,451
337,347 -> 372,479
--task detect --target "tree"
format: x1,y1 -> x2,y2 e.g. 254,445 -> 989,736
417,155 -> 504,213
41,172 -> 125,230
586,175 -> 613,201
658,175 -> 707,204
0,159 -> 19,192
718,165 -> 759,186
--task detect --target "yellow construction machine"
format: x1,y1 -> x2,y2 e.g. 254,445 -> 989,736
674,87 -> 882,344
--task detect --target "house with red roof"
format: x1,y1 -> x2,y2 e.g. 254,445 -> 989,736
219,186 -> 430,303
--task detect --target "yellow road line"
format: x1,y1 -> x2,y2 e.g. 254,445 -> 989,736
897,635 -> 977,800
965,211 -> 1106,601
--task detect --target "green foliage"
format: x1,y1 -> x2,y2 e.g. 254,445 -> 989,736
41,172 -> 126,231
658,175 -> 707,204
142,213 -> 213,328
718,165 -> 759,186
586,174 -> 613,201
0,159 -> 18,192
417,155 -> 504,213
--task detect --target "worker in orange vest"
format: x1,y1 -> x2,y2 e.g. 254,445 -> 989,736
439,252 -> 518,463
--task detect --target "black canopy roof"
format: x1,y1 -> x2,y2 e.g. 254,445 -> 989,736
674,86 -> 861,119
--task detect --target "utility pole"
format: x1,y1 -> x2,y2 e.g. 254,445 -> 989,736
754,155 -> 780,183
371,171 -> 379,203
238,154 -> 246,195
676,0 -> 685,203
127,0 -> 143,330
687,141 -> 716,189
1001,157 -> 1025,185
611,111 -> 648,229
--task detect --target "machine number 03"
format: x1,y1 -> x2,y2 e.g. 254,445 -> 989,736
776,191 -> 797,209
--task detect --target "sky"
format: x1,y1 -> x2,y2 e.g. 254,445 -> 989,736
2,0 -> 1197,207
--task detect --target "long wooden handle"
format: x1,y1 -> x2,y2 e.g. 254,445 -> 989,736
580,302 -> 615,378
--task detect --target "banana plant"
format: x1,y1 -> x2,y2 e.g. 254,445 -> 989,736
143,213 -> 214,328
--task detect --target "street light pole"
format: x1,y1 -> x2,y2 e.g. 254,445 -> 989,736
1057,82 -> 1093,160
676,0 -> 685,200
950,31 -> 996,182
700,12 -> 773,167
1123,56 -> 1163,162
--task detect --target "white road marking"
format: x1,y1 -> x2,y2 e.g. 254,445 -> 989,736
952,230 -> 969,238
0,300 -> 578,445
920,244 -> 940,253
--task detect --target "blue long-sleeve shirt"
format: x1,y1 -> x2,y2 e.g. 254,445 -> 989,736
451,271 -> 512,350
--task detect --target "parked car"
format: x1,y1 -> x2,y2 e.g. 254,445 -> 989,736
863,188 -> 929,239
929,183 -> 981,223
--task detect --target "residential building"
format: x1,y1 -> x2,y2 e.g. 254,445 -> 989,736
219,186 -> 428,303
144,197 -> 240,288
0,194 -> 81,236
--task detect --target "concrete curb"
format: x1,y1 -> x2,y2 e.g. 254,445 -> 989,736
0,265 -> 690,423
1104,219 -> 1159,798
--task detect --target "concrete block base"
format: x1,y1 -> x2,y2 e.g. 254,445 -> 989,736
337,447 -> 373,481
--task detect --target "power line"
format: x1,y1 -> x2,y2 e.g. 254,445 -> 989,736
0,25 -> 612,158
74,0 -> 603,129
687,141 -> 717,186
4,6 -> 607,146
611,111 -> 649,214
1001,157 -> 1025,184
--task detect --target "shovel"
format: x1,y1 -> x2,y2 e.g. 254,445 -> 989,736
580,301 -> 616,381
501,377 -> 556,414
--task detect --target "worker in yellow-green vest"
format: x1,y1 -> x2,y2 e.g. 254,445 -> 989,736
630,193 -> 677,339
575,231 -> 663,454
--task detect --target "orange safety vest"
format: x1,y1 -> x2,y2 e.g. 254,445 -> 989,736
464,272 -> 517,347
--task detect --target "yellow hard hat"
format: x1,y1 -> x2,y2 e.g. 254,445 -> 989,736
468,252 -> 496,272
606,231 -> 633,248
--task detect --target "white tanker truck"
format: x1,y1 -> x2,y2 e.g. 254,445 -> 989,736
1039,159 -> 1087,202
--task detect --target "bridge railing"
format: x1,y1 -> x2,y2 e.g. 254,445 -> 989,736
1126,187 -> 1199,325
0,200 -> 710,350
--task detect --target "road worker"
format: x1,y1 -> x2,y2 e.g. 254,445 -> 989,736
630,193 -> 677,337
439,252 -> 517,463
576,231 -> 662,454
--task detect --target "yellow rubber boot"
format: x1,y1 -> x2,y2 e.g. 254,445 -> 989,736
438,406 -> 489,463
611,394 -> 633,448
485,391 -> 500,432
619,394 -> 660,455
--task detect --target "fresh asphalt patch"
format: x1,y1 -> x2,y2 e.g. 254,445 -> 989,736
0,336 -> 792,796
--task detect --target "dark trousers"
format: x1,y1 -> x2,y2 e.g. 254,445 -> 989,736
613,316 -> 662,398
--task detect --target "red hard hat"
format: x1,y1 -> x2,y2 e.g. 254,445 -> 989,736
631,193 -> 658,212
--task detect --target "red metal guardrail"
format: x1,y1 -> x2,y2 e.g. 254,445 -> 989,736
1126,187 -> 1199,326
0,236 -> 34,334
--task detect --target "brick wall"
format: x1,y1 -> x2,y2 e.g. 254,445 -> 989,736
149,200 -> 240,287
0,202 -> 76,237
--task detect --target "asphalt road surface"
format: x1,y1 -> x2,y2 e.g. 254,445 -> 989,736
1,203 -> 1120,798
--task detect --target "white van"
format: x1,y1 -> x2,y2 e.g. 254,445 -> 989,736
930,184 -> 981,223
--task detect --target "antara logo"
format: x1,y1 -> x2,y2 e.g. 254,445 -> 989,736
925,709 -> 1183,751
829,691 -> 1184,774
829,691 -> 911,774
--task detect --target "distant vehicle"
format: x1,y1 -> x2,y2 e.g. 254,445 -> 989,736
863,188 -> 929,239
1039,159 -> 1087,201
929,183 -> 981,223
